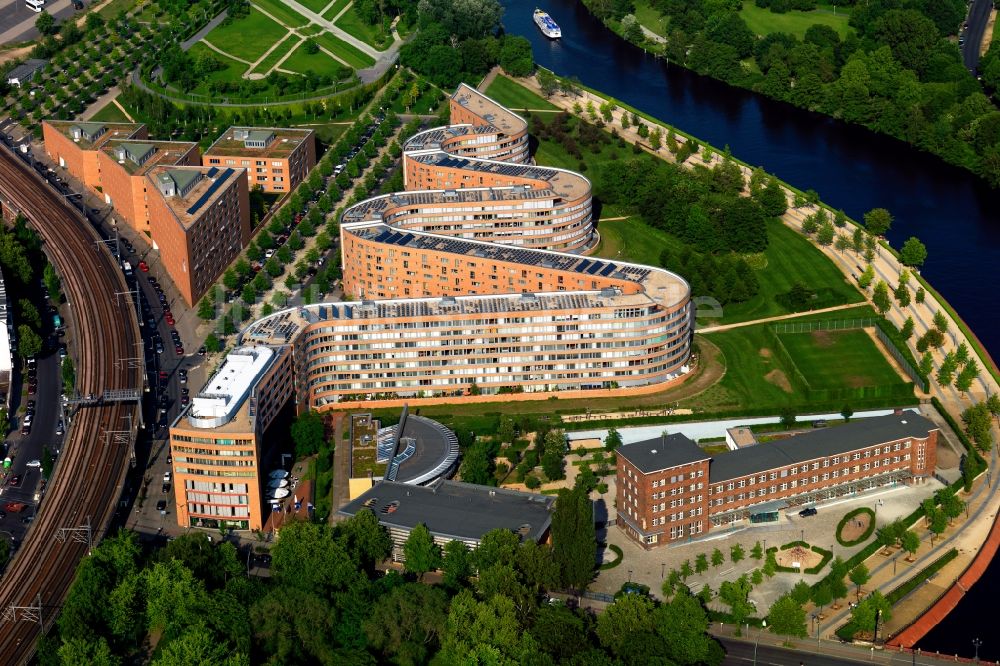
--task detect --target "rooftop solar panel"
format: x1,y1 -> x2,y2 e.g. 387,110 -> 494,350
599,263 -> 616,276
185,168 -> 233,216
205,167 -> 218,178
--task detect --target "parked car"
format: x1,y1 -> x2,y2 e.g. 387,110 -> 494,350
163,471 -> 171,483
162,482 -> 170,493
156,499 -> 167,512
139,261 -> 149,272
3,502 -> 26,513
55,419 -> 65,436
9,475 -> 22,487
799,507 -> 818,518
25,460 -> 40,468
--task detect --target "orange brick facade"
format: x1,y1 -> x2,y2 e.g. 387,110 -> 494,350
42,121 -> 146,189
616,416 -> 939,549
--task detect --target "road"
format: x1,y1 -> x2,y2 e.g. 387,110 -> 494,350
0,0 -> 77,46
719,637 -> 994,666
963,0 -> 992,73
0,143 -> 140,663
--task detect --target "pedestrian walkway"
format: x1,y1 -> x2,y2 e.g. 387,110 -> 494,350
697,302 -> 866,333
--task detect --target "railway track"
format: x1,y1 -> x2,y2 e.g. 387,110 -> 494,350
0,148 -> 140,663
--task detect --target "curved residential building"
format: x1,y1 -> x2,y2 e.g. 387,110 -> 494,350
240,84 -> 694,409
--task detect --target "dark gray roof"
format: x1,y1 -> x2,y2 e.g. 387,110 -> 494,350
391,414 -> 459,485
7,59 -> 46,81
709,412 -> 938,483
617,433 -> 709,473
338,479 -> 555,543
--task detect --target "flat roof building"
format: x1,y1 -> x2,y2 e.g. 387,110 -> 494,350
145,165 -> 251,305
378,406 -> 459,485
616,412 -> 939,548
0,268 -> 10,410
42,120 -> 147,188
339,479 -> 556,561
237,83 -> 693,411
97,139 -> 200,234
169,346 -> 295,531
204,126 -> 316,193
7,59 -> 47,88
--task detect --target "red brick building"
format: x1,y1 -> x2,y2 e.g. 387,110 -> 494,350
616,412 -> 939,548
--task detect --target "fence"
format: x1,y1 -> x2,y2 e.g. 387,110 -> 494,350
767,318 -> 919,401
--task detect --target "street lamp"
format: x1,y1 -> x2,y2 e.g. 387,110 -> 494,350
973,638 -> 982,663
754,620 -> 767,665
661,562 -> 665,579
628,569 -> 633,583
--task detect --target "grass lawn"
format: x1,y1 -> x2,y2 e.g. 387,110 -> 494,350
314,31 -> 376,68
251,0 -> 311,28
777,329 -> 902,390
335,5 -> 392,49
739,0 -> 852,39
89,98 -> 131,122
97,0 -> 137,18
299,24 -> 325,36
306,122 -> 349,145
484,76 -> 559,111
296,0 -> 331,13
187,42 -> 247,90
250,35 -> 301,76
713,219 -> 865,324
692,306 -> 897,412
595,217 -> 686,268
322,0 -> 353,21
281,41 -> 347,76
633,0 -> 668,38
203,8 -> 289,63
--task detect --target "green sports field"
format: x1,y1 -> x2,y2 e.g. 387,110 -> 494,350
776,329 -> 902,390
739,1 -> 852,39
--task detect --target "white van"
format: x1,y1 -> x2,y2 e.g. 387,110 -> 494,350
122,261 -> 133,277
26,0 -> 44,12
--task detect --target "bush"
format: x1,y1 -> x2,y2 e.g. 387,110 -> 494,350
599,543 -> 624,570
836,507 -> 877,547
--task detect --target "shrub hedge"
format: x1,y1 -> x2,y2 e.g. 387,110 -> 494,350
767,543 -> 833,575
836,507 -> 877,547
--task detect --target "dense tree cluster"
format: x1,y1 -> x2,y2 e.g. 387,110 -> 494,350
596,154 -> 769,253
659,246 -> 760,306
400,0 -> 534,85
38,489 -> 707,665
584,0 -> 1000,185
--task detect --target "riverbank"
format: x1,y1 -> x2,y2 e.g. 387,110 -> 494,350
497,69 -> 1000,647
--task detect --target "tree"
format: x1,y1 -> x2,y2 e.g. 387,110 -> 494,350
604,426 -> 622,451
530,603 -> 588,662
811,583 -> 833,617
36,10 -> 56,35
919,351 -> 934,377
900,237 -> 927,267
872,280 -> 891,316
551,486 -> 596,590
850,590 -> 892,638
833,209 -> 848,227
596,593 -> 655,657
768,594 -> 807,638
987,393 -> 1000,425
955,360 -> 979,394
849,564 -> 869,598
933,310 -> 949,334
204,332 -> 222,354
364,583 -> 449,663
43,262 -> 60,299
751,541 -> 763,560
16,325 -> 41,359
790,580 -> 812,605
730,543 -> 745,564
439,590 -> 538,664
816,220 -> 835,246
403,524 -> 442,580
863,208 -> 893,237
858,264 -> 875,289
901,530 -> 920,561
757,178 -> 787,217
679,559 -> 693,580
695,553 -> 709,573
829,574 -> 848,610
841,404 -> 854,422
936,487 -> 965,523
290,411 -> 325,458
780,407 -> 796,428
441,540 -> 472,589
916,287 -> 926,304
197,297 -> 215,320
711,547 -> 724,568
894,283 -> 911,307
962,402 -> 994,453
901,316 -> 915,340
718,575 -> 754,625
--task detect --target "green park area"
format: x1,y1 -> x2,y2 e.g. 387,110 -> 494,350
203,7 -> 289,63
335,5 -> 393,49
484,76 -> 559,111
738,1 -> 852,39
89,99 -> 132,123
314,31 -> 376,69
249,36 -> 301,76
281,41 -> 343,76
776,328 -> 903,391
253,0 -> 311,27
322,0 -> 353,20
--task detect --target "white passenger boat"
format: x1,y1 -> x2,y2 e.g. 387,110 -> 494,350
534,8 -> 562,39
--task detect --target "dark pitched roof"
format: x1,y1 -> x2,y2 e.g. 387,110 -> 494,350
338,480 -> 555,543
709,412 -> 938,483
616,433 -> 709,473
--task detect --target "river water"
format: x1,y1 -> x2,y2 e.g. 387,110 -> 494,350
502,0 -> 1000,658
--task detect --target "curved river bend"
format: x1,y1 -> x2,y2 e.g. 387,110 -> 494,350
501,0 -> 1000,657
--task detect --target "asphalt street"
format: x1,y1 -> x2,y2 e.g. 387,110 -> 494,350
0,0 -> 79,45
963,0 -> 992,73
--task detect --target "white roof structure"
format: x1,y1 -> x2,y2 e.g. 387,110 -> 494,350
0,271 -> 11,396
187,346 -> 274,428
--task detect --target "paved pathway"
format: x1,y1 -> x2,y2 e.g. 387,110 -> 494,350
180,9 -> 229,50
698,302 -> 867,334
201,38 -> 253,65
277,0 -> 379,58
79,86 -> 123,120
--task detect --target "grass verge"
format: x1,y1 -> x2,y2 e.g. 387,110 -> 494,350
485,75 -> 559,111
600,543 -> 624,570
335,5 -> 392,49
738,0 -> 852,39
253,0 -> 311,27
250,35 -> 301,76
89,98 -> 131,122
